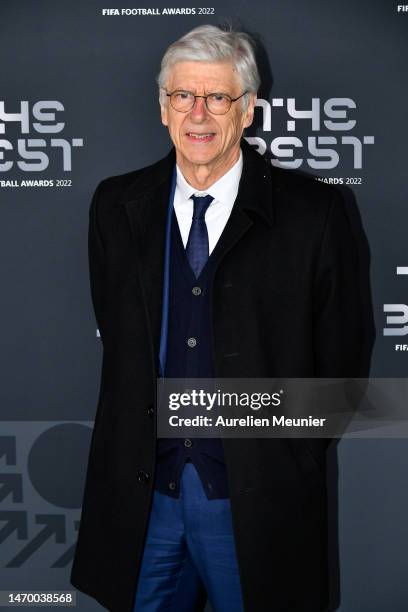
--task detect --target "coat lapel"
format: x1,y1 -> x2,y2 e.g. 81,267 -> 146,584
209,138 -> 275,266
122,149 -> 175,373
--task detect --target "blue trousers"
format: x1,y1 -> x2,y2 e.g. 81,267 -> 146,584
133,462 -> 244,612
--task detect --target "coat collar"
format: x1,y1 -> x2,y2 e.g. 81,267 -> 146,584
121,137 -> 275,229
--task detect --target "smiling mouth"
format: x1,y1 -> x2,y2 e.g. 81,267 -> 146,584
186,132 -> 216,142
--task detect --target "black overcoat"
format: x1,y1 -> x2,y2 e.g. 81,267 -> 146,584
70,138 -> 373,611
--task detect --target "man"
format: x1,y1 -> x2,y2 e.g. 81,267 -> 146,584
71,24 -> 373,612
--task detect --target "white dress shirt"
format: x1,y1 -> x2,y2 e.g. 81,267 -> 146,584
174,148 -> 243,255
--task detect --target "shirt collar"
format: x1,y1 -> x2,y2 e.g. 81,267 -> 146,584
175,148 -> 243,203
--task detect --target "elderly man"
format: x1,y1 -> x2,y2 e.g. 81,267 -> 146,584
71,24 -> 372,612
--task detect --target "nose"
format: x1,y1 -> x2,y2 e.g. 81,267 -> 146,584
189,96 -> 208,121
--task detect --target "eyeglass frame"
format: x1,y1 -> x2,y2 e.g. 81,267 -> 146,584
163,88 -> 249,115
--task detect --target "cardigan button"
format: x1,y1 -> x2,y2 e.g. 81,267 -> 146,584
137,470 -> 150,484
187,337 -> 197,348
192,286 -> 202,296
147,405 -> 154,417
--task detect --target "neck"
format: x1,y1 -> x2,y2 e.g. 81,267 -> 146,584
176,146 -> 241,190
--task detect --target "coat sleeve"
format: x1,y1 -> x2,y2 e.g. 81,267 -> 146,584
312,188 -> 367,377
308,188 -> 374,454
88,181 -> 107,346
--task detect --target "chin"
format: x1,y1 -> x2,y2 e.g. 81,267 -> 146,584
182,147 -> 218,166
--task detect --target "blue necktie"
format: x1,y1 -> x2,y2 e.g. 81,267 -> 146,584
186,194 -> 214,278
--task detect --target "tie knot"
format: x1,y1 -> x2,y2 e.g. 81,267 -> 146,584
191,194 -> 214,219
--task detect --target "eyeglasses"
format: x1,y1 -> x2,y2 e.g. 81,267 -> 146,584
165,89 -> 248,115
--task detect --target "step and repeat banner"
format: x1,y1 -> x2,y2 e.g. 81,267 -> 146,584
1,1 -> 407,611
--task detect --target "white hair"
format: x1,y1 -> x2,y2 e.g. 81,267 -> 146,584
157,24 -> 260,111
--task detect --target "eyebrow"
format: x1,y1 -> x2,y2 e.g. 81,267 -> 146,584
170,88 -> 232,96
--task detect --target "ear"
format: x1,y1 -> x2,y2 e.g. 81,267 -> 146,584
243,93 -> 257,129
160,99 -> 169,127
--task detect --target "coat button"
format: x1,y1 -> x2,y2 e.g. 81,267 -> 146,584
192,286 -> 202,296
168,481 -> 176,491
147,405 -> 154,417
137,470 -> 150,484
187,337 -> 197,348
184,438 -> 192,448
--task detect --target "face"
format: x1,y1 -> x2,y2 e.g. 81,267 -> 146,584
160,60 -> 256,173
